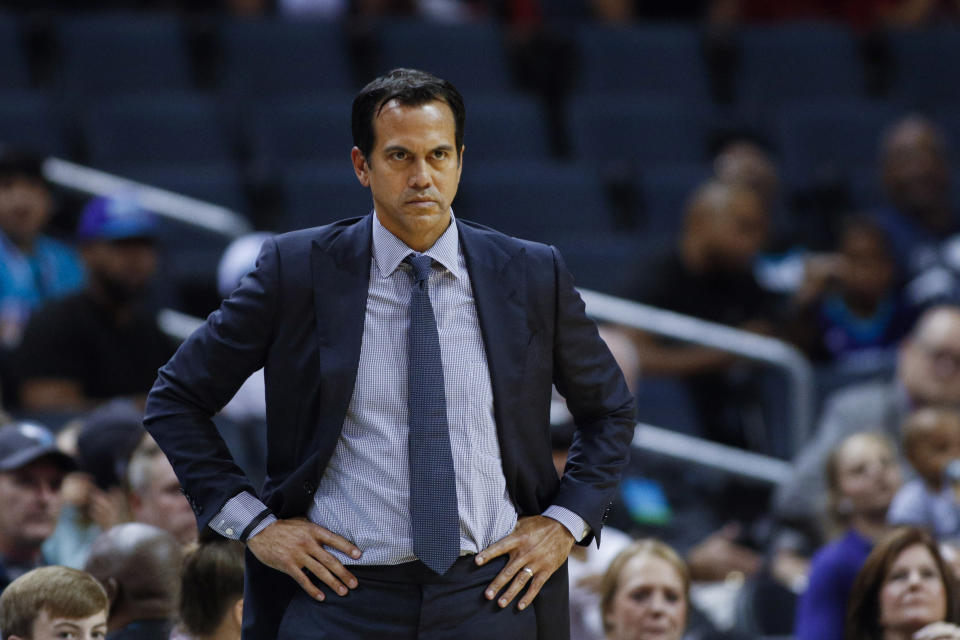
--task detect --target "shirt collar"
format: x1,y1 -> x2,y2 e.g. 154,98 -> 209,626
372,210 -> 461,280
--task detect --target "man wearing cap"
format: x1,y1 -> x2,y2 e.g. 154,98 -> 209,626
0,421 -> 74,591
14,195 -> 178,411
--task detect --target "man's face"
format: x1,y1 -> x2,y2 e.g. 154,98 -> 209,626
131,455 -> 196,546
81,238 -> 157,304
19,608 -> 107,640
0,459 -> 64,554
0,177 -> 52,250
882,125 -> 951,221
352,99 -> 462,248
899,310 -> 960,406
704,189 -> 768,272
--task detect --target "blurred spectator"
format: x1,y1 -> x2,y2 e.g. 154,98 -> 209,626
589,0 -> 739,23
0,422 -> 74,592
15,195 -> 178,412
552,421 -> 632,640
0,565 -> 108,640
0,151 -> 84,349
42,401 -> 143,569
171,541 -> 244,640
846,527 -> 960,640
874,116 -> 960,299
217,233 -> 271,424
84,523 -> 182,640
789,217 -> 918,366
795,432 -> 902,640
888,407 -> 960,540
599,539 -> 689,640
126,436 -> 197,546
625,179 -> 776,452
775,304 -> 960,530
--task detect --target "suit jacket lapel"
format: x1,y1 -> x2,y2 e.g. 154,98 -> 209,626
459,224 -> 529,484
311,215 -> 372,444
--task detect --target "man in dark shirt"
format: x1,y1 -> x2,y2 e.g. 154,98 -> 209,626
15,196 -> 178,411
627,178 -> 777,451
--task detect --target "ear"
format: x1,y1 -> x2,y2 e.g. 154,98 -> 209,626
103,577 -> 120,608
232,598 -> 244,628
351,147 -> 370,187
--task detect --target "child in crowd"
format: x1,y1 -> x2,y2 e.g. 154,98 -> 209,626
791,216 -> 917,365
0,565 -> 108,640
887,407 -> 960,540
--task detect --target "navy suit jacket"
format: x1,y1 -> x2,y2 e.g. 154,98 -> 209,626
144,214 -> 635,639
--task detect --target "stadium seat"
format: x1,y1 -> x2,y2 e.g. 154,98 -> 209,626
568,96 -> 710,168
245,93 -> 354,166
375,21 -> 512,97
114,162 -> 248,215
455,161 -> 612,243
0,92 -> 67,156
776,99 -> 899,192
735,24 -> 863,116
279,161 -> 372,233
219,19 -> 354,97
58,15 -> 192,97
886,28 -> 960,109
847,165 -> 884,211
0,16 -> 30,90
551,233 -> 644,296
462,95 -> 551,163
576,25 -> 709,99
83,93 -> 234,168
638,163 -> 712,237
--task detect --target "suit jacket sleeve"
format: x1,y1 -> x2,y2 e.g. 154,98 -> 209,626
547,246 -> 636,544
144,237 -> 280,531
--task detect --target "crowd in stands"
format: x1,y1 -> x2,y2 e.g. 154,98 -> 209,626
1,0 -> 960,638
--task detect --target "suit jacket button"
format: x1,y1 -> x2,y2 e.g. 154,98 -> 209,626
303,480 -> 315,494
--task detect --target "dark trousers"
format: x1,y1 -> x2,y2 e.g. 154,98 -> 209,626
277,555 -> 538,639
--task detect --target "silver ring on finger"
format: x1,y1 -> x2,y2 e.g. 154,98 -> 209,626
521,567 -> 534,578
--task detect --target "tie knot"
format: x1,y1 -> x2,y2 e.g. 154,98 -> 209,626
407,254 -> 433,284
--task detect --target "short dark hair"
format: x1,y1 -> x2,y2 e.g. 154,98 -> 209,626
351,68 -> 465,161
0,148 -> 46,188
846,527 -> 960,640
178,540 -> 245,636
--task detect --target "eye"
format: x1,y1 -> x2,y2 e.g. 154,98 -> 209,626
664,590 -> 681,603
629,587 -> 652,602
390,150 -> 407,161
433,149 -> 448,159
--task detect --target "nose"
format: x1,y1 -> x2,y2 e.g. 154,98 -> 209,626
408,158 -> 431,190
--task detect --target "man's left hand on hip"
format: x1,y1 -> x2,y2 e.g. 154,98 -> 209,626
475,515 -> 575,611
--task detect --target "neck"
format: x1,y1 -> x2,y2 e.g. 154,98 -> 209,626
883,626 -> 917,640
108,604 -> 172,634
850,514 -> 889,542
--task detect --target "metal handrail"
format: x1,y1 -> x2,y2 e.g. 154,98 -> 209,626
580,288 -> 815,455
43,157 -> 252,237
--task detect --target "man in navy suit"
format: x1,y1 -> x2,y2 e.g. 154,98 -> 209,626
144,68 -> 635,639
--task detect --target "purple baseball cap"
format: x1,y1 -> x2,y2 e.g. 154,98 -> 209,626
76,195 -> 158,244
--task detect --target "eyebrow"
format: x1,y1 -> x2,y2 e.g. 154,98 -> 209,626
382,144 -> 455,154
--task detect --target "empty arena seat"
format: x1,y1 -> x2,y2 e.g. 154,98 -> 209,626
245,93 -> 354,166
0,92 -> 67,156
375,21 -> 512,97
0,15 -> 30,90
462,95 -> 551,163
115,162 -> 248,215
219,19 -> 354,97
576,25 -> 709,99
886,28 -> 960,109
455,161 -> 612,243
776,99 -> 899,190
83,93 -> 234,168
279,161 -> 372,232
568,96 -> 710,168
735,25 -> 863,116
58,15 -> 192,97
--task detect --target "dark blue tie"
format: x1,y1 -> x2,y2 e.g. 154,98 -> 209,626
406,253 -> 459,575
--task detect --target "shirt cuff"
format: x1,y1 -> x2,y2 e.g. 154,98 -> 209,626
210,491 -> 277,540
543,505 -> 590,542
